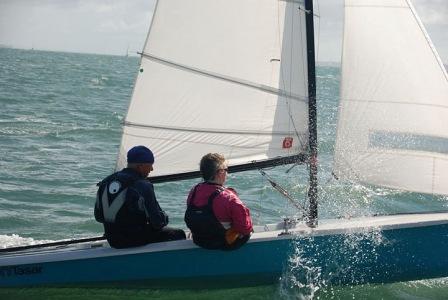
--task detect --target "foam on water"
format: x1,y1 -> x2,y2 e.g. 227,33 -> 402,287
278,225 -> 387,299
0,234 -> 53,249
279,238 -> 323,300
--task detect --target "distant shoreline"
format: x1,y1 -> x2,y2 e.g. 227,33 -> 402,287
0,46 -> 139,58
0,47 -> 446,70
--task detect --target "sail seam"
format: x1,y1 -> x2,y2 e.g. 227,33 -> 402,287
123,131 -> 307,150
345,5 -> 407,9
341,98 -> 448,109
124,121 -> 305,136
139,52 -> 308,103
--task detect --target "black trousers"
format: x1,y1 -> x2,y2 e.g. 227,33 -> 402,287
147,226 -> 187,243
105,225 -> 186,249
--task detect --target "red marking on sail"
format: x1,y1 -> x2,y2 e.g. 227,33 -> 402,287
282,137 -> 293,149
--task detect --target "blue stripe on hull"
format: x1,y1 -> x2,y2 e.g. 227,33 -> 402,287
1,223 -> 448,287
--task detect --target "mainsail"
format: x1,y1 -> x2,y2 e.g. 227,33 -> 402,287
116,0 -> 312,182
334,0 -> 448,195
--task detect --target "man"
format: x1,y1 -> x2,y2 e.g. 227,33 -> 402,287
95,145 -> 186,248
185,153 -> 253,250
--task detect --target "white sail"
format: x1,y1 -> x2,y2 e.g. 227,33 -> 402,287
117,0 -> 310,178
334,0 -> 448,195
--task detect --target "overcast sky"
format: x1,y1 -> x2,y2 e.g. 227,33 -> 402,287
0,0 -> 447,63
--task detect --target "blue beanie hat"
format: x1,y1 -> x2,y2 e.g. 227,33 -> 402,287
127,146 -> 154,164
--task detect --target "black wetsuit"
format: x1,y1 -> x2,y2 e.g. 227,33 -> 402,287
95,168 -> 185,248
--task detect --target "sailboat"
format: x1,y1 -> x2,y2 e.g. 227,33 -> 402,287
1,0 -> 448,288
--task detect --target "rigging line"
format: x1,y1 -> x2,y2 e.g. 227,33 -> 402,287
315,0 -> 321,64
284,2 -> 308,141
289,3 -> 294,104
298,3 -> 309,104
257,175 -> 262,224
333,150 -> 373,184
281,6 -> 300,144
301,4 -> 308,88
298,6 -> 320,18
285,160 -> 302,173
139,52 -> 307,103
287,2 -> 295,139
276,1 -> 285,93
259,168 -> 307,214
277,2 -> 306,143
285,7 -> 303,143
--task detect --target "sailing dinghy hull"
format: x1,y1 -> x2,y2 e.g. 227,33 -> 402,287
1,212 -> 448,287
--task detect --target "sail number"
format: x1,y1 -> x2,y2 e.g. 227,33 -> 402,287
282,137 -> 293,149
0,265 -> 43,278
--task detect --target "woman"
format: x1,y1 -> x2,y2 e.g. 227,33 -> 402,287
185,153 -> 253,250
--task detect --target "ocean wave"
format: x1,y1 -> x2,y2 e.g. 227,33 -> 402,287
0,234 -> 53,249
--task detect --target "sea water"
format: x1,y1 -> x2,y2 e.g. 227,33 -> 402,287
0,48 -> 447,299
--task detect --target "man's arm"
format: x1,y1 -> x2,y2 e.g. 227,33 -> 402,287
94,186 -> 104,223
140,182 -> 169,230
228,193 -> 253,235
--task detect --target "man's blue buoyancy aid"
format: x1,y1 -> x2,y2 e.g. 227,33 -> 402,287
184,185 -> 227,249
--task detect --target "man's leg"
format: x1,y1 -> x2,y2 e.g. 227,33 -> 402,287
148,227 -> 186,243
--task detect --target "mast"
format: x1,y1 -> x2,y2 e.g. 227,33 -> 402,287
305,0 -> 318,226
